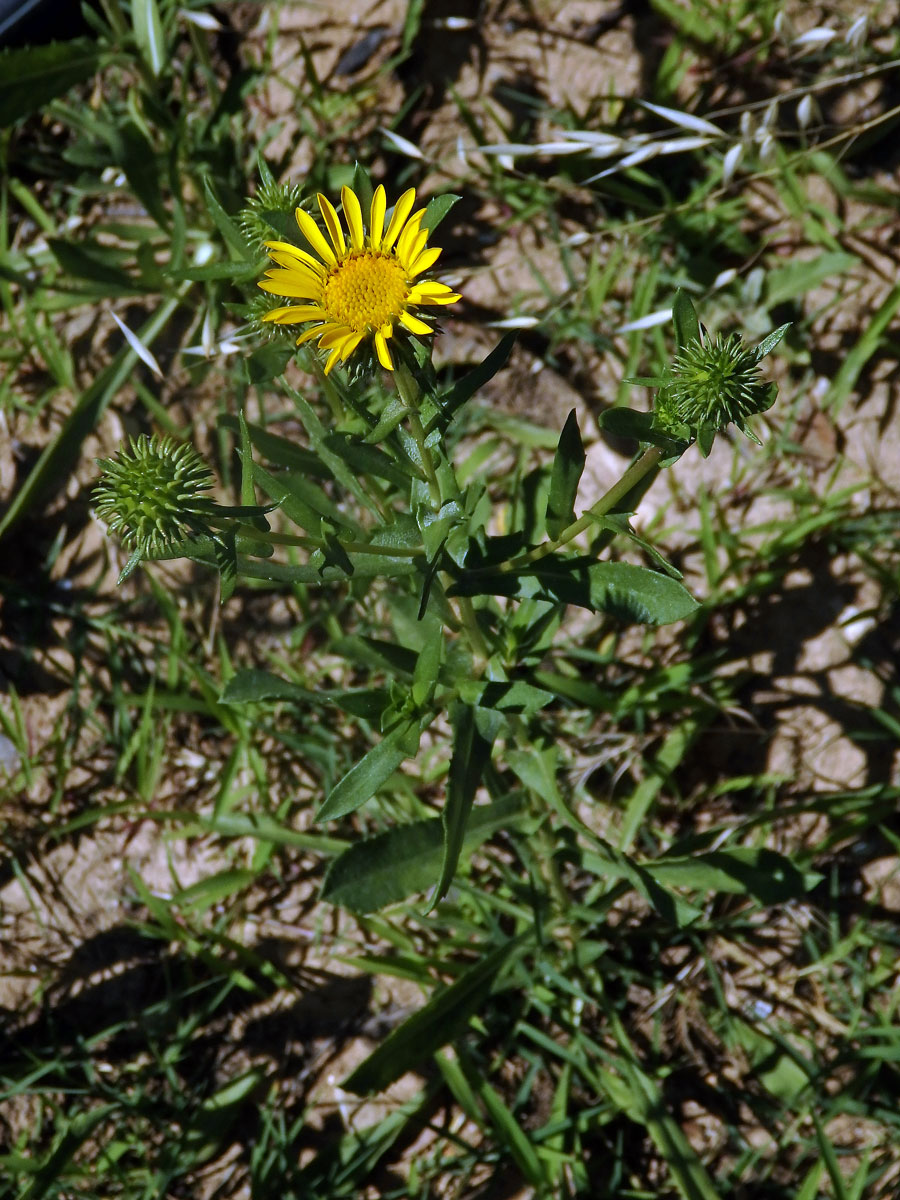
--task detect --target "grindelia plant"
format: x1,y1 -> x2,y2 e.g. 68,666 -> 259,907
94,168 -> 789,1096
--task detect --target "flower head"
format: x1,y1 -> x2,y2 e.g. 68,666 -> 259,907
258,185 -> 461,374
657,332 -> 772,432
93,434 -> 215,558
652,316 -> 788,454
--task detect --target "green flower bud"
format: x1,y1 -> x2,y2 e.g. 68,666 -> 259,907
93,434 -> 215,559
239,167 -> 304,252
652,306 -> 789,455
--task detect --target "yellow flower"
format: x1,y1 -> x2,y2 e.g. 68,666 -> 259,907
258,185 -> 461,374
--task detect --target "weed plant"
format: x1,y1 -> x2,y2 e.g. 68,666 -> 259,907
2,3 -> 900,1199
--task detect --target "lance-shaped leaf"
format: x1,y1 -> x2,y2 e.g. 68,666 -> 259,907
672,287 -> 702,349
546,409 -> 585,538
0,39 -> 102,127
342,935 -> 530,1095
222,667 -> 390,721
321,793 -> 524,912
421,192 -> 461,235
429,704 -> 496,909
450,558 -> 699,625
426,334 -> 516,434
316,717 -> 423,822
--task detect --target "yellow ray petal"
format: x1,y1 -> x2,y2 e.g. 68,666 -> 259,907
317,193 -> 346,257
405,229 -> 429,270
323,346 -> 342,375
318,325 -> 353,349
374,328 -> 394,370
395,210 -> 425,264
296,324 -> 329,345
382,187 -> 416,253
369,185 -> 386,249
339,331 -> 364,360
408,282 -> 461,305
258,278 -> 322,299
341,186 -> 365,250
263,240 -> 327,274
410,280 -> 457,297
265,250 -> 328,281
295,207 -> 337,266
266,304 -> 327,323
408,245 -> 443,277
261,305 -> 301,321
399,311 -> 434,336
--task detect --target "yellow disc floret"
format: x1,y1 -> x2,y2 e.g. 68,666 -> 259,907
258,184 -> 461,374
322,252 -> 409,333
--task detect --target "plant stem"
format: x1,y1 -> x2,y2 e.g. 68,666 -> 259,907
504,444 -> 665,571
456,595 -> 490,664
392,358 -> 491,665
395,359 -> 442,508
230,523 -> 425,556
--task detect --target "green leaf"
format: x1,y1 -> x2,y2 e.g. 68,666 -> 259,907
342,936 -> 529,1094
431,704 -> 495,907
116,120 -> 169,229
597,406 -> 656,441
0,39 -> 102,127
579,842 -> 701,927
321,793 -> 524,912
252,461 -> 357,533
286,384 -> 378,514
696,424 -> 716,457
598,406 -> 685,455
238,410 -> 256,509
764,251 -> 856,308
218,415 -> 327,476
400,0 -> 426,54
47,239 -> 142,295
749,322 -> 791,365
212,532 -> 237,603
18,1105 -> 117,1200
412,622 -> 442,708
672,288 -> 701,349
351,162 -> 375,218
245,342 -> 296,384
363,397 -> 411,443
234,550 -> 420,585
323,432 -> 413,488
608,1029 -> 722,1200
316,719 -> 421,822
421,193 -> 461,235
451,559 -> 699,625
202,176 -> 254,260
132,0 -> 166,76
457,678 -> 554,715
478,1080 -> 547,1188
172,869 -> 257,912
419,499 -> 463,562
546,409 -> 585,538
222,667 -> 389,720
331,636 -> 418,678
426,334 -> 516,435
650,846 -> 821,903
181,1071 -> 265,1164
171,260 -> 263,282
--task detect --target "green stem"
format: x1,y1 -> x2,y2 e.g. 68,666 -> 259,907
229,523 -> 425,557
503,444 -> 665,572
395,359 -> 441,508
307,353 -> 345,424
456,595 -> 490,665
393,358 -> 491,666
